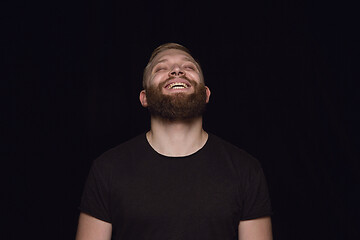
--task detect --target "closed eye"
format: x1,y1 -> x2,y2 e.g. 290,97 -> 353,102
184,64 -> 196,70
154,66 -> 168,73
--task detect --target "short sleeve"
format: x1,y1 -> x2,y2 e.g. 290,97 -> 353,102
79,158 -> 112,223
240,165 -> 272,220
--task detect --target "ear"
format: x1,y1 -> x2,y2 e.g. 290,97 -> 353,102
139,90 -> 148,107
205,86 -> 211,103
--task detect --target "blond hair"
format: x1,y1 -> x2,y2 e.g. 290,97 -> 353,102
142,43 -> 203,89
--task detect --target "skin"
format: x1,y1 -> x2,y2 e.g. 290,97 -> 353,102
139,49 -> 211,157
76,48 -> 272,240
238,217 -> 273,240
75,213 -> 112,240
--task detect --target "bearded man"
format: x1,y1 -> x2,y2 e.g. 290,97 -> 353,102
76,43 -> 273,240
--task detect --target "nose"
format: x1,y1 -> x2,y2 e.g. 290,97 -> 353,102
169,65 -> 185,77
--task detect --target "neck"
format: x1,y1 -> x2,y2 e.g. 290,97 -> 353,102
147,116 -> 208,157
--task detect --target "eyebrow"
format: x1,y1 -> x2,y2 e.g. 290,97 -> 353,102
153,59 -> 168,65
153,57 -> 195,66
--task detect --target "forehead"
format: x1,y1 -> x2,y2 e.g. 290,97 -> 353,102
152,49 -> 195,64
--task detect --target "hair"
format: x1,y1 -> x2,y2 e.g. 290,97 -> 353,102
142,43 -> 203,89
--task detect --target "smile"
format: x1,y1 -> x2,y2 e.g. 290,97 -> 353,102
166,82 -> 189,89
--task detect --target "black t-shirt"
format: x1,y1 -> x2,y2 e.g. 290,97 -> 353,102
80,133 -> 272,240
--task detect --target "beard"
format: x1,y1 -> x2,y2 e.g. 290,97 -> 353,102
145,78 -> 208,121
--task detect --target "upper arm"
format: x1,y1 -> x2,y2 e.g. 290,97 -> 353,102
76,212 -> 112,240
238,216 -> 272,240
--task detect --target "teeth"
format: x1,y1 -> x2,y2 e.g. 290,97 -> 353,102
167,82 -> 188,89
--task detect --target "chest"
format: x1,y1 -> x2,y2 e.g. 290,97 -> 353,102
109,159 -> 241,224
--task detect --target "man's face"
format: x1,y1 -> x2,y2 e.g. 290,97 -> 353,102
146,49 -> 203,93
140,49 -> 210,120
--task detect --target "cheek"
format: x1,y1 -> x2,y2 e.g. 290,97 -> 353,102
148,75 -> 160,86
188,72 -> 202,82
151,72 -> 167,82
148,74 -> 168,89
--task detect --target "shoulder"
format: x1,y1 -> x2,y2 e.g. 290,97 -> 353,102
91,133 -> 146,169
207,133 -> 263,171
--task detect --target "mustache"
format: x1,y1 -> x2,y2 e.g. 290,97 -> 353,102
166,76 -> 190,81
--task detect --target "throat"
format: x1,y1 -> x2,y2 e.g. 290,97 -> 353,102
146,128 -> 208,157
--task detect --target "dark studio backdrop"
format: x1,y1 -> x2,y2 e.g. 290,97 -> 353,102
5,0 -> 359,239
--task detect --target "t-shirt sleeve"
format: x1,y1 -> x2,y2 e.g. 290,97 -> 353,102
79,157 -> 112,223
240,162 -> 272,220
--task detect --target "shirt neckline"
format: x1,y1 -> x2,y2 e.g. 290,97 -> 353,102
143,132 -> 212,160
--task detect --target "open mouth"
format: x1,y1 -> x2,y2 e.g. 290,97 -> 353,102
166,82 -> 190,89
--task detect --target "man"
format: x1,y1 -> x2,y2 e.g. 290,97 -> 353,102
76,43 -> 273,240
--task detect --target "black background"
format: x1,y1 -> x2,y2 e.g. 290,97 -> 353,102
5,0 -> 359,239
